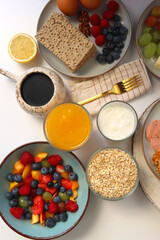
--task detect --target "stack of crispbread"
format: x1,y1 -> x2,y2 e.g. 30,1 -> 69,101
35,12 -> 96,73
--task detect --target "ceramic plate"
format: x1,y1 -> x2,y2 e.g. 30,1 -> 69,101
0,142 -> 89,239
36,0 -> 132,78
136,0 -> 160,79
142,99 -> 160,180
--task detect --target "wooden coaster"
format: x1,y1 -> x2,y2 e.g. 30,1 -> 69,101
132,98 -> 160,210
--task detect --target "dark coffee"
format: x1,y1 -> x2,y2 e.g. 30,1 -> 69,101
21,72 -> 54,106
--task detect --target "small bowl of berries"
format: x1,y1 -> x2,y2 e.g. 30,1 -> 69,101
0,141 -> 89,239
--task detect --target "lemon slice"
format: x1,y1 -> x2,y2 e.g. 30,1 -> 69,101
8,33 -> 38,63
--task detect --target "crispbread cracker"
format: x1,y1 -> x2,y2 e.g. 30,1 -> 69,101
35,12 -> 96,73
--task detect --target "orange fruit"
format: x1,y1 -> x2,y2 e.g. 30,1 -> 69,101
8,33 -> 37,63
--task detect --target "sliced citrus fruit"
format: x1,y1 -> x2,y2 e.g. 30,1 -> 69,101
8,33 -> 37,63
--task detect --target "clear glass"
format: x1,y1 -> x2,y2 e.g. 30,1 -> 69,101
43,102 -> 92,152
86,147 -> 140,201
97,100 -> 138,141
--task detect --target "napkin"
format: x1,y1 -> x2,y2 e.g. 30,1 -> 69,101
67,58 -> 151,115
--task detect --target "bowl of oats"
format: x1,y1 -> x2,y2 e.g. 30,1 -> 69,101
86,147 -> 139,201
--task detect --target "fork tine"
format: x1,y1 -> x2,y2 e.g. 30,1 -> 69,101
123,79 -> 143,89
125,82 -> 143,92
122,77 -> 142,87
122,75 -> 139,84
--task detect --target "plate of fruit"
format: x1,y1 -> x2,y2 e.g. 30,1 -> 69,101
36,0 -> 131,78
0,142 -> 89,239
136,0 -> 160,78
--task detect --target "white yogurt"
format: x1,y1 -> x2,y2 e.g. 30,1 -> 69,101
97,102 -> 137,140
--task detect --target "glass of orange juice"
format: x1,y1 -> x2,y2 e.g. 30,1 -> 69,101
44,102 -> 92,151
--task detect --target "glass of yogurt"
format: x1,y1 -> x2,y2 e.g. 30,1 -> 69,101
97,101 -> 138,141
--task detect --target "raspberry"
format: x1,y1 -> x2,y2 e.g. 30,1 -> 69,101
48,155 -> 62,166
100,19 -> 109,29
103,10 -> 114,20
95,35 -> 106,46
19,183 -> 31,196
66,200 -> 78,212
90,14 -> 101,25
10,207 -> 24,219
48,202 -> 59,214
107,0 -> 119,12
20,151 -> 34,166
91,25 -> 102,38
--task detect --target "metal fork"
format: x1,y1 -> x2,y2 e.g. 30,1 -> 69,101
78,75 -> 143,105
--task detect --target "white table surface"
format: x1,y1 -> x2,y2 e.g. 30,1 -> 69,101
1,0 -> 160,240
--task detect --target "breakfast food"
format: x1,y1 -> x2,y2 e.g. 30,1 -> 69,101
57,0 -> 79,16
8,33 -> 37,63
152,150 -> 160,174
44,103 -> 92,151
6,151 -> 79,227
87,148 -> 138,199
138,5 -> 160,63
80,0 -> 101,10
35,12 -> 96,73
146,120 -> 160,151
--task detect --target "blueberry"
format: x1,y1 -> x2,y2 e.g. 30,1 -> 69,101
31,162 -> 41,171
10,198 -> 18,207
106,33 -> 113,41
105,54 -> 114,64
59,186 -> 66,193
53,172 -> 61,181
114,21 -> 121,28
96,54 -> 106,64
102,47 -> 109,56
22,208 -> 29,217
113,36 -> 121,43
48,166 -> 55,174
7,173 -> 14,182
11,187 -> 19,196
36,188 -> 44,195
66,189 -> 73,197
114,47 -> 122,54
53,213 -> 60,222
54,181 -> 61,189
6,192 -> 14,200
120,26 -> 128,35
112,28 -> 119,36
106,41 -> 115,50
120,34 -> 127,41
113,14 -> 121,22
107,27 -> 114,33
23,196 -> 30,201
45,218 -> 56,228
41,167 -> 48,175
59,212 -> 68,222
69,172 -> 78,181
116,42 -> 124,49
27,199 -> 33,206
111,51 -> 120,60
31,180 -> 38,188
53,196 -> 61,203
24,212 -> 32,219
47,181 -> 54,188
64,165 -> 73,172
102,28 -> 108,36
44,202 -> 49,211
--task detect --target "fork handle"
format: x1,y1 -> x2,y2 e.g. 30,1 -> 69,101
78,90 -> 112,105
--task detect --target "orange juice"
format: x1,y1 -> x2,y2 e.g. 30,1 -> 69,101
44,103 -> 92,151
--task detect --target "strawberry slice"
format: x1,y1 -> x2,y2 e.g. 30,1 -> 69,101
19,183 -> 31,196
48,155 -> 62,166
61,178 -> 72,190
55,164 -> 64,173
39,174 -> 53,184
46,187 -> 57,195
23,175 -> 33,185
20,152 -> 34,166
38,183 -> 47,190
66,200 -> 78,212
32,195 -> 44,215
10,207 -> 24,219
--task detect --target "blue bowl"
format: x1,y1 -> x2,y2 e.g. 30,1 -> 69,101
0,141 -> 89,239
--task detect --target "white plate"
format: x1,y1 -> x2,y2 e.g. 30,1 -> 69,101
142,99 -> 160,180
36,0 -> 132,78
136,0 -> 160,79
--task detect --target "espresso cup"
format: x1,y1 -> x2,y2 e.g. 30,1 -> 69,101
0,67 -> 66,116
